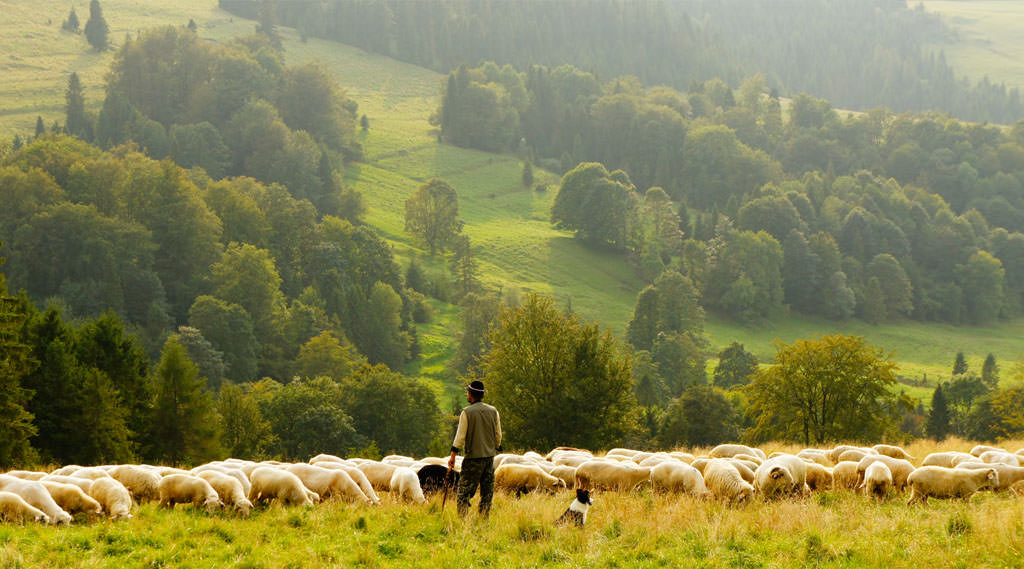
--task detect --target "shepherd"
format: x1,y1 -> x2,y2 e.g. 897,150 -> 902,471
448,380 -> 502,518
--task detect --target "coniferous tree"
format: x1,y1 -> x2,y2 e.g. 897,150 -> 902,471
62,7 -> 80,32
0,262 -> 37,468
926,384 -> 950,441
521,160 -> 534,187
449,234 -> 480,300
257,0 -> 282,51
151,334 -> 221,465
952,351 -> 968,377
84,0 -> 109,51
11,135 -> 22,151
65,72 -> 88,140
360,114 -> 369,131
187,18 -> 198,32
981,353 -> 999,388
34,116 -> 45,139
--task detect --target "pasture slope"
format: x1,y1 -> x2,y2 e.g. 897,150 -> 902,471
2,438 -> 1024,568
1,1 -> 1023,402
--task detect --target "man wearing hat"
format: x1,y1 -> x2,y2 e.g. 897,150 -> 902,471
448,380 -> 502,517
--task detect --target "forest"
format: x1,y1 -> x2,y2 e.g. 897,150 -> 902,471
219,0 -> 1023,124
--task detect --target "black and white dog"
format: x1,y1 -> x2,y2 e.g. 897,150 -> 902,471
555,489 -> 593,527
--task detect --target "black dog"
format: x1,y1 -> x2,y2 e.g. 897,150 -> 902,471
555,489 -> 593,527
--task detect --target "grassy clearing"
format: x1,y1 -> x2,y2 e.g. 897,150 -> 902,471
5,438 -> 1024,568
917,0 -> 1024,92
2,1 -> 1023,397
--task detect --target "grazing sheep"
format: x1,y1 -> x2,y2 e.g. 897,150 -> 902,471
710,444 -> 765,461
550,452 -> 594,468
40,481 -> 103,517
728,460 -> 756,484
832,461 -> 860,490
3,470 -> 47,481
494,454 -> 539,469
196,471 -> 253,516
549,466 -> 578,489
906,466 -> 998,505
1011,480 -> 1024,496
495,464 -> 566,496
955,462 -> 1024,490
922,452 -> 974,468
286,464 -> 370,504
638,454 -> 674,468
804,462 -> 833,492
108,465 -> 162,502
690,458 -> 712,476
756,455 -> 807,498
389,467 -> 427,504
0,476 -> 73,524
248,467 -> 316,507
668,452 -> 696,464
41,474 -> 93,493
856,455 -> 915,491
356,462 -> 400,491
732,453 -> 764,466
797,450 -> 831,467
827,446 -> 875,464
523,451 -> 546,462
837,449 -> 873,463
574,461 -> 651,491
154,467 -> 191,477
650,462 -> 710,497
872,444 -> 914,462
191,465 -> 252,496
316,462 -> 380,504
88,478 -> 134,519
414,464 -> 458,496
309,454 -> 347,465
158,474 -> 221,513
970,445 -> 1005,457
69,467 -> 112,481
0,491 -> 49,524
49,465 -> 82,477
703,460 -> 754,504
605,448 -> 641,459
860,462 -> 893,500
979,451 -> 1020,466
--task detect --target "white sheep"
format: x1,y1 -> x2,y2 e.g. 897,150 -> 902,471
69,467 -> 113,481
907,466 -> 998,505
315,462 -> 380,504
710,444 -> 765,460
872,444 -> 915,462
979,451 -> 1020,466
2,470 -> 47,481
309,454 -> 347,465
196,471 -> 253,516
88,478 -> 134,519
158,474 -> 221,513
856,455 -> 915,491
837,449 -> 873,463
970,445 -> 1005,457
668,451 -> 696,464
494,464 -> 566,496
860,461 -> 893,500
826,446 -> 875,464
41,474 -> 93,493
804,462 -> 833,491
549,465 -> 578,489
574,461 -> 651,491
0,491 -> 49,524
754,457 -> 798,499
49,465 -> 82,477
108,465 -> 162,502
248,467 -> 317,507
955,462 -> 1024,491
922,451 -> 974,468
285,463 -> 370,504
831,461 -> 859,490
650,461 -> 709,498
703,460 -> 754,504
389,467 -> 426,504
40,481 -> 103,517
0,475 -> 73,524
356,462 -> 400,491
796,450 -> 831,467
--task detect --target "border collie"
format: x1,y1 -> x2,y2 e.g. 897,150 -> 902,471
555,489 -> 593,527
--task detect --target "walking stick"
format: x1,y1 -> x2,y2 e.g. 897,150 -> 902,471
441,467 -> 453,511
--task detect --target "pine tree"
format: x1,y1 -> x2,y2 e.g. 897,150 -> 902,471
449,234 -> 480,300
152,335 -> 221,465
257,0 -> 282,51
981,353 -> 999,388
187,18 -> 198,32
0,261 -> 37,468
84,0 -> 109,51
11,134 -> 22,151
360,114 -> 369,131
65,72 -> 88,140
926,384 -> 950,440
952,351 -> 968,377
521,160 -> 534,187
62,7 -> 80,32
34,116 -> 45,138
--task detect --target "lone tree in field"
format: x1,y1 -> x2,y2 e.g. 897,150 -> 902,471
84,0 -> 109,51
65,72 -> 88,140
62,7 -> 80,33
746,334 -> 910,445
404,178 -> 463,255
479,294 -> 636,450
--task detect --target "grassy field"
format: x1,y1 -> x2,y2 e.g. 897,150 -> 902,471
3,439 -> 1024,568
917,1 -> 1024,92
2,1 -> 1023,403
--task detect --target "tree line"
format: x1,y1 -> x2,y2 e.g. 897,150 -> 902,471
219,0 -> 1022,124
439,62 -> 1024,326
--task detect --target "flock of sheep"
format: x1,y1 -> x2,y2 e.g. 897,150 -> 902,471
1,442 -> 1022,525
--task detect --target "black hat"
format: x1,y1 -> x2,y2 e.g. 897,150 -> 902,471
467,380 -> 485,395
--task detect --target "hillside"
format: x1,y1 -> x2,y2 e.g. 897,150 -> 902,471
1,1 -> 1022,405
918,1 -> 1024,93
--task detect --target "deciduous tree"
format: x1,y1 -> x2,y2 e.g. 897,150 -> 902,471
404,178 -> 463,255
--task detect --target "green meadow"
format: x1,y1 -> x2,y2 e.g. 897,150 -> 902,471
1,1 -> 1022,405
